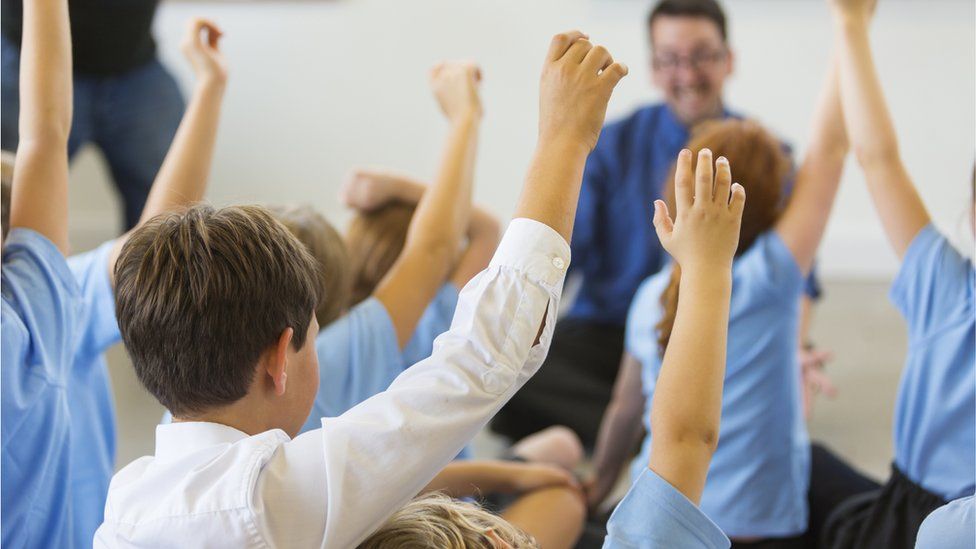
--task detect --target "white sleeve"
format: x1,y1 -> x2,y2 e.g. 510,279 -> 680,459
254,218 -> 571,549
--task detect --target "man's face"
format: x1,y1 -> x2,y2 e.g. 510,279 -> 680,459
650,15 -> 733,126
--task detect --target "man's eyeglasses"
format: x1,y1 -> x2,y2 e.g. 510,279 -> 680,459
652,49 -> 728,72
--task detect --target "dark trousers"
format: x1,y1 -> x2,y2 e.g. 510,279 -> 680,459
1,36 -> 184,231
822,464 -> 946,549
491,318 -> 625,447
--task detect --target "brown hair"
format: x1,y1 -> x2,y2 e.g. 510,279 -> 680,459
656,119 -> 790,354
345,202 -> 416,306
358,493 -> 538,549
270,204 -> 352,327
114,204 -> 319,417
648,0 -> 728,42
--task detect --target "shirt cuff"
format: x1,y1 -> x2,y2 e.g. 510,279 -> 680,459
489,218 -> 571,290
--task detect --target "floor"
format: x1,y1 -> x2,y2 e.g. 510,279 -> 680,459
107,279 -> 905,484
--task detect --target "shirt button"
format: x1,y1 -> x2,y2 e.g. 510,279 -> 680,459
552,257 -> 566,270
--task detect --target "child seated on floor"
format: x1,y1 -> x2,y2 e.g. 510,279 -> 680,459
94,29 -> 628,547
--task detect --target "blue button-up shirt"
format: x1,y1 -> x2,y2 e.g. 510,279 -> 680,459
568,103 -> 815,326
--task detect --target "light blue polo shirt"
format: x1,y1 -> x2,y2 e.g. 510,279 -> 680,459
605,468 -> 730,548
66,240 -> 122,548
626,231 -> 809,538
301,284 -> 461,436
1,229 -> 82,548
915,495 -> 975,549
890,224 -> 975,501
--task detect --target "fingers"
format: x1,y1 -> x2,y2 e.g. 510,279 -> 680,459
652,200 -> 674,241
673,149 -> 693,213
600,61 -> 629,88
729,182 -> 746,217
713,156 -> 732,205
694,148 -> 714,203
581,45 -> 613,73
203,21 -> 223,49
547,30 -> 588,61
564,38 -> 595,65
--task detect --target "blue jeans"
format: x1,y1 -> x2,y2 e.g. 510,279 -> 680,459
2,36 -> 185,230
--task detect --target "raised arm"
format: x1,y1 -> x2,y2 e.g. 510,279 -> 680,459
421,460 -> 576,499
340,170 -> 501,289
647,150 -> 743,503
9,0 -> 73,253
774,56 -> 849,274
830,0 -> 929,258
107,19 -> 227,284
372,63 -> 481,347
513,31 -> 628,241
586,352 -> 645,510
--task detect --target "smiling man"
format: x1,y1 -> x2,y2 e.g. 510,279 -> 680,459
492,0 -> 820,447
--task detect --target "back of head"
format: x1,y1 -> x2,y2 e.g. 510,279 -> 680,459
358,493 -> 538,549
345,202 -> 416,306
114,204 -> 319,418
648,0 -> 728,41
657,119 -> 790,354
270,204 -> 351,327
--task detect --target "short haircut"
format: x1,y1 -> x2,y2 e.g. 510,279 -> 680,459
114,204 -> 319,417
345,202 -> 415,306
270,204 -> 351,327
358,493 -> 538,549
647,0 -> 728,42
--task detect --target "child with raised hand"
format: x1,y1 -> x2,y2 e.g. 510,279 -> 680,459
95,29 -> 627,548
588,25 -> 857,545
823,0 -> 974,546
361,148 -> 744,549
1,0 -> 78,545
2,18 -> 227,547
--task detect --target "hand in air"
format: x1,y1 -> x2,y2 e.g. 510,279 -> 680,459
429,62 -> 482,122
653,149 -> 745,272
538,30 -> 628,152
181,18 -> 227,84
338,169 -> 402,212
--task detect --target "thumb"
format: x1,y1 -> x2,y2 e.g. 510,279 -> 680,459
652,200 -> 674,243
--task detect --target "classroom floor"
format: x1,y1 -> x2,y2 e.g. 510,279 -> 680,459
107,279 -> 905,484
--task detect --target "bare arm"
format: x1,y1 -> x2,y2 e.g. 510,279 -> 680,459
421,460 -> 576,499
587,352 -> 645,509
9,0 -> 72,253
647,150 -> 743,504
340,171 -> 501,289
107,19 -> 227,285
775,57 -> 849,275
830,0 -> 929,258
374,63 -> 481,347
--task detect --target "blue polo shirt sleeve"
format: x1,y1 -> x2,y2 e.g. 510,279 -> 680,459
302,297 -> 403,432
890,224 -> 973,341
915,495 -> 975,549
402,283 -> 458,367
1,228 -> 81,546
604,467 -> 730,548
742,231 -> 805,303
67,240 -> 121,356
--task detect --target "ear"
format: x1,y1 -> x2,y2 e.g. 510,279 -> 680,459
265,327 -> 294,396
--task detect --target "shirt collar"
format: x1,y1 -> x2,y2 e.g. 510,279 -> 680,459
154,421 -> 251,461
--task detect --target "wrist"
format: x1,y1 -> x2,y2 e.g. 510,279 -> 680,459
449,109 -> 482,128
195,75 -> 227,96
679,266 -> 732,293
833,11 -> 870,31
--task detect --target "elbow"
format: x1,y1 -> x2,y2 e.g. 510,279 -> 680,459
652,420 -> 720,456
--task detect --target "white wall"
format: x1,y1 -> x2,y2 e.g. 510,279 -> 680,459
67,0 -> 975,277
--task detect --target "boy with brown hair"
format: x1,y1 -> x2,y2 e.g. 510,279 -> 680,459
95,30 -> 627,547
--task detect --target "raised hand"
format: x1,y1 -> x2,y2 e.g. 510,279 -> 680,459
828,0 -> 878,20
429,62 -> 482,122
538,30 -> 628,152
653,149 -> 745,271
339,169 -> 402,212
181,18 -> 227,85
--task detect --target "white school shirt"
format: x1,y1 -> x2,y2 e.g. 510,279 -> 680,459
94,218 -> 570,549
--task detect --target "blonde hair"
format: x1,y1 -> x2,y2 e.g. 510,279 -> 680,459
358,493 -> 538,549
345,202 -> 416,306
269,204 -> 352,327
